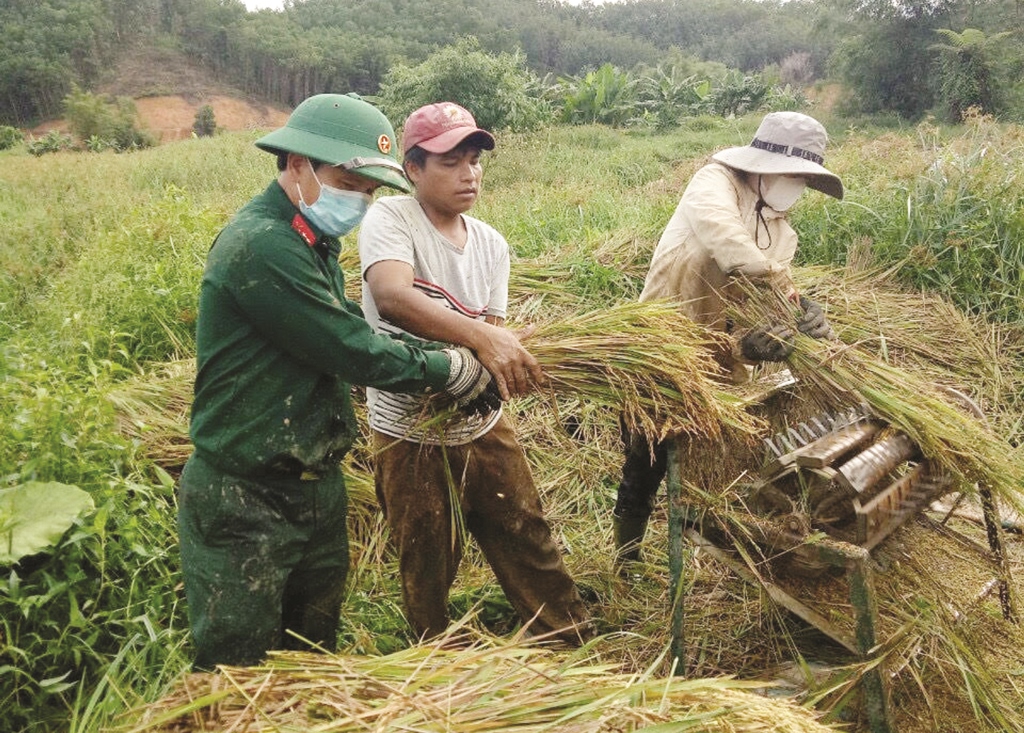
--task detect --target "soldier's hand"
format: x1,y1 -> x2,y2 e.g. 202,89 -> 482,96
442,346 -> 493,406
459,379 -> 503,417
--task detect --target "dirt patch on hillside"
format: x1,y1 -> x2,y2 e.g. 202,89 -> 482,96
29,95 -> 290,142
28,43 -> 292,142
133,95 -> 290,141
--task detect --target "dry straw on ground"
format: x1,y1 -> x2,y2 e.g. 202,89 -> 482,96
122,629 -> 836,733
108,358 -> 195,474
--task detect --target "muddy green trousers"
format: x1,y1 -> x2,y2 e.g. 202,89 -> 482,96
178,453 -> 348,670
373,416 -> 592,646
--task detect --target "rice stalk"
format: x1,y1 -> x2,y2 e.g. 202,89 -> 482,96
106,358 -> 195,473
519,300 -> 764,446
726,281 -> 1024,517
793,265 -> 1009,386
120,631 -> 838,733
805,264 -> 1024,448
793,264 -> 1024,444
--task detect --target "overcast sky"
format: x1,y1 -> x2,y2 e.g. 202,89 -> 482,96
240,0 -> 284,9
241,0 -> 285,10
240,0 -> 601,10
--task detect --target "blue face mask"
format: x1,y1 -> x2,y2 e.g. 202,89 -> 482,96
298,162 -> 372,237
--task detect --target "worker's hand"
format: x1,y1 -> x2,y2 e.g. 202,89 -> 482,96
442,346 -> 493,407
459,379 -> 503,417
796,296 -> 835,340
739,324 -> 795,362
473,323 -> 546,400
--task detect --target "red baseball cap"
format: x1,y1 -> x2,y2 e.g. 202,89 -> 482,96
402,102 -> 495,155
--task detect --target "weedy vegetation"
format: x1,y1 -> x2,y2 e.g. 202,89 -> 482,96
2,112 -> 1024,732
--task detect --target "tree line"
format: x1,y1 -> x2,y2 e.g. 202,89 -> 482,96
1,0 -> 1021,128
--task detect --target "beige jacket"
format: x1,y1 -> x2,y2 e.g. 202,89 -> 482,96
640,162 -> 798,380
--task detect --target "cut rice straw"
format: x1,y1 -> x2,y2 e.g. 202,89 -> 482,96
727,280 -> 1024,517
519,300 -> 764,445
794,266 -> 1021,417
121,629 -> 837,733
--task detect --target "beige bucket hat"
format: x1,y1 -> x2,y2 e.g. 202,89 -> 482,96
712,111 -> 844,200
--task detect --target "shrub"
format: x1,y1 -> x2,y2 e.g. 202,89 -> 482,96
63,87 -> 155,152
0,125 -> 23,151
779,51 -> 816,87
27,130 -> 73,156
378,37 -> 550,133
192,105 -> 217,137
701,71 -> 769,117
556,63 -> 639,127
86,134 -> 111,152
763,84 -> 810,112
631,60 -> 715,130
931,28 -> 1011,122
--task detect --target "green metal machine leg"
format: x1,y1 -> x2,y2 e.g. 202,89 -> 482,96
667,440 -> 687,675
848,551 -> 895,733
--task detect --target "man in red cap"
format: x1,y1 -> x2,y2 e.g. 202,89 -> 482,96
357,102 -> 592,646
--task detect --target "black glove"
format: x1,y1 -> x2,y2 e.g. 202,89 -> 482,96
797,296 -> 834,339
739,324 -> 795,362
459,379 -> 503,417
441,346 -> 492,407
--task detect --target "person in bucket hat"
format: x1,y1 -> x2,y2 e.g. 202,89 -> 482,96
357,102 -> 593,646
611,111 -> 845,572
178,94 -> 496,670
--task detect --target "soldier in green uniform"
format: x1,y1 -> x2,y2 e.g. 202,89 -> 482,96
177,94 -> 492,670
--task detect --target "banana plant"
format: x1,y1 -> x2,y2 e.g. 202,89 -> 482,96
559,63 -> 639,127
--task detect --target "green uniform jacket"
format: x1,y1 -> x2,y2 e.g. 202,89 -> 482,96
189,181 -> 450,477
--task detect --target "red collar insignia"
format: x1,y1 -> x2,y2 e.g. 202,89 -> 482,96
291,214 -> 317,247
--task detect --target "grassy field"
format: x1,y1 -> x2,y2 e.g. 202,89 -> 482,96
2,112 -> 1024,732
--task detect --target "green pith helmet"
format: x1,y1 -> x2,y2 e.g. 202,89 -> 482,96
256,93 -> 410,193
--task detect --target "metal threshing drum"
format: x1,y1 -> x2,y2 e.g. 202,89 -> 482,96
666,372 -> 1014,733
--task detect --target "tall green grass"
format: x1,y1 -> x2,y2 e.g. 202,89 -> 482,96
795,114 -> 1024,323
2,114 -> 1023,731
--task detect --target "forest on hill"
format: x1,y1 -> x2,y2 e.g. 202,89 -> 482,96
1,0 -> 1022,129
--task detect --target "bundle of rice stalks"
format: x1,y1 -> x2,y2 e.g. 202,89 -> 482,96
106,358 -> 195,475
726,282 -> 1024,516
519,300 -> 764,446
122,631 -> 837,733
794,265 -> 1023,418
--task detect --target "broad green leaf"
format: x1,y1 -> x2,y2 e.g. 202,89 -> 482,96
0,482 -> 94,565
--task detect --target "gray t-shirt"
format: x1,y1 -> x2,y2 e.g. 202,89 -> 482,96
358,196 -> 509,445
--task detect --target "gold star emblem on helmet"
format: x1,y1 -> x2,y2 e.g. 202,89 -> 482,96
377,134 -> 392,155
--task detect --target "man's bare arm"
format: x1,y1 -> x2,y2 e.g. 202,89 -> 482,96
364,259 -> 544,398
